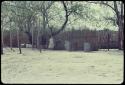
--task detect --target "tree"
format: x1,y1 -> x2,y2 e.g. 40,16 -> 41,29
1,27 -> 4,54
104,28 -> 111,51
9,20 -> 13,50
2,1 -> 121,51
103,1 -> 124,50
87,1 -> 124,50
47,1 -> 85,37
1,1 -> 10,54
37,18 -> 42,52
1,20 -> 3,54
31,21 -> 34,49
17,17 -> 22,54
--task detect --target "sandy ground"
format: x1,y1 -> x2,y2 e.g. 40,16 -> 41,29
1,48 -> 124,84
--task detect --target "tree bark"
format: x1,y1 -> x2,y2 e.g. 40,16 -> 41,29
37,29 -> 39,49
1,27 -> 4,54
1,43 -> 3,54
24,17 -> 33,44
42,2 -> 46,31
10,22 -> 13,50
120,2 -> 124,50
36,18 -> 41,52
17,28 -> 22,54
37,30 -> 39,48
25,31 -> 32,44
31,24 -> 34,49
17,20 -> 22,54
39,18 -> 42,52
113,1 -> 123,50
107,32 -> 110,51
51,1 -> 69,37
88,1 -> 124,50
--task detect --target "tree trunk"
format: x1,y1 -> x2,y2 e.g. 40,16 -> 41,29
36,18 -> 41,53
31,24 -> 34,49
19,42 -> 22,54
107,33 -> 110,51
39,18 -> 42,52
10,29 -> 12,50
1,43 -> 3,54
17,29 -> 22,54
1,28 -> 4,54
40,45 -> 42,53
118,26 -> 121,50
25,20 -> 32,44
114,1 -> 123,50
37,33 -> 39,49
51,1 -> 69,37
43,3 -> 46,31
121,1 -> 124,50
25,31 -> 32,44
117,16 -> 123,50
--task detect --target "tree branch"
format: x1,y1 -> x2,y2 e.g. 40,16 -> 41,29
52,1 -> 69,36
87,1 -> 116,13
45,1 -> 55,10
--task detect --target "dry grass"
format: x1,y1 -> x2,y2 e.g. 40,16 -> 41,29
1,48 -> 124,84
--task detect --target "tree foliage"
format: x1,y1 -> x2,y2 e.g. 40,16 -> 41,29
1,1 -> 124,53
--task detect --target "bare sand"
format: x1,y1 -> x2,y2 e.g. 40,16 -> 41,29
1,48 -> 124,84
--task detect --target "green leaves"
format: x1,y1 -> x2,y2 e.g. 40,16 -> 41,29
1,1 -> 117,31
